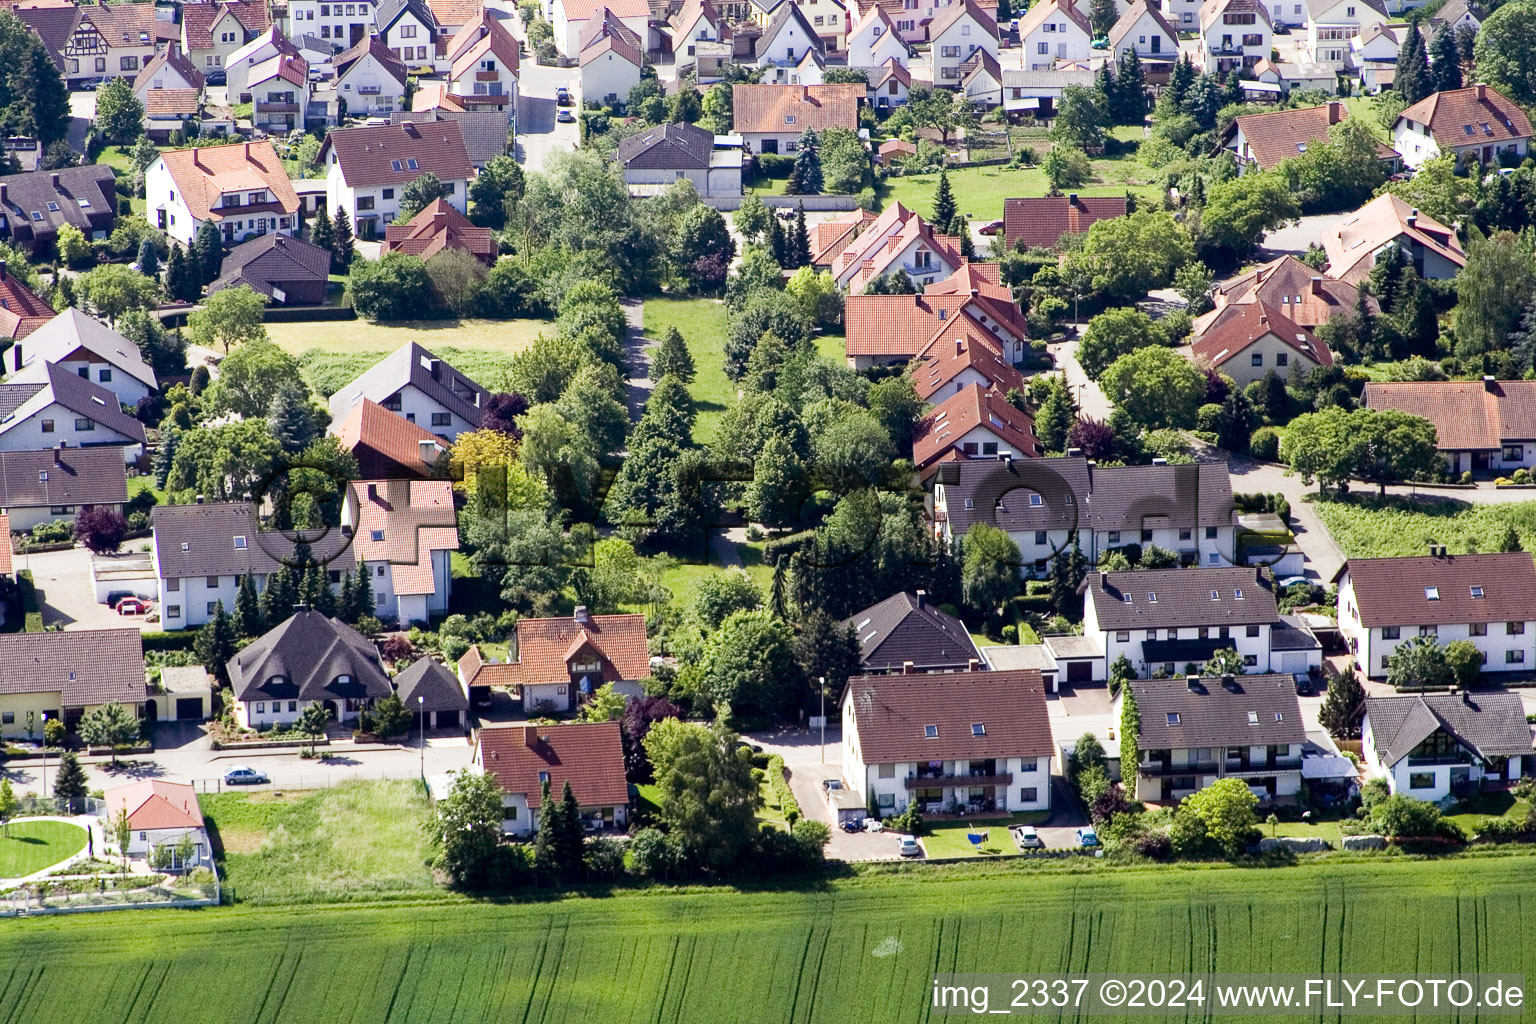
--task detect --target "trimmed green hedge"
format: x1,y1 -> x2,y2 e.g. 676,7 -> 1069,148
18,570 -> 41,632
141,630 -> 200,652
767,754 -> 800,827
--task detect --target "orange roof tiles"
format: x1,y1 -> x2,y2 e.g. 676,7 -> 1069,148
156,141 -> 300,223
732,83 -> 863,134
913,384 -> 1040,468
1189,301 -> 1333,370
1361,379 -> 1536,451
477,721 -> 629,807
348,479 -> 459,596
461,611 -> 650,686
1397,83 -> 1532,151
105,780 -> 202,831
912,313 -> 1024,401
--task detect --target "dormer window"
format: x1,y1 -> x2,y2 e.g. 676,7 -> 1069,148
924,724 -> 938,738
1166,713 -> 1180,725
1148,592 -> 1157,602
1471,585 -> 1485,598
266,675 -> 288,687
335,674 -> 352,685
370,530 -> 384,541
1122,594 -> 1133,604
1247,711 -> 1259,724
234,536 -> 247,549
1029,494 -> 1042,506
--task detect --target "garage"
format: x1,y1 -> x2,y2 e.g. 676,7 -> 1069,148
1067,660 -> 1092,683
176,697 -> 204,720
435,709 -> 460,730
1278,652 -> 1309,674
394,658 -> 470,734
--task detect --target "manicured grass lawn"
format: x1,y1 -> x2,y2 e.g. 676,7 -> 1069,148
879,156 -> 1164,224
1312,495 -> 1536,559
90,146 -> 134,177
265,317 -> 549,357
200,780 -> 436,904
922,812 -> 1050,858
0,820 -> 86,877
1445,790 -> 1533,837
813,331 -> 844,364
1266,817 -> 1347,850
642,297 -> 731,444
11,855 -> 1536,1018
126,474 -> 167,508
295,343 -> 524,397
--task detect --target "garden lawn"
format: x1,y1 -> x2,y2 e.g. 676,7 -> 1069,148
642,297 -> 731,443
0,820 -> 86,878
878,157 -> 1164,223
1266,817 -> 1346,850
9,855 -> 1536,1021
1444,790 -> 1533,837
199,780 -> 436,904
1312,495 -> 1536,559
922,812 -> 1050,858
296,344 -> 525,398
266,317 -> 548,358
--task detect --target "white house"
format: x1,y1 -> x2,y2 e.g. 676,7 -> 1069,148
1108,0 -> 1178,60
614,121 -> 744,197
553,0 -> 649,57
377,0 -> 440,66
579,10 -> 645,106
1393,83 -> 1532,170
228,609 -> 393,729
339,479 -> 458,626
326,342 -> 488,438
754,3 -> 824,71
1303,0 -> 1388,67
1016,0 -> 1092,71
145,140 -> 302,247
132,46 -> 206,99
333,35 -> 408,115
0,361 -> 145,463
1198,0 -> 1272,73
1322,192 -> 1467,285
442,12 -> 520,113
103,780 -> 212,869
1117,674 -> 1307,803
1360,378 -> 1536,477
841,669 -> 1055,817
0,445 -> 126,532
928,0 -> 998,87
1362,690 -> 1532,802
248,54 -> 310,133
1336,551 -> 1536,679
869,57 -> 911,109
458,608 -> 650,712
731,83 -> 862,156
847,4 -> 908,67
287,0 -> 382,51
1351,19 -> 1406,67
224,27 -> 302,103
181,1 -> 271,76
475,723 -> 630,835
319,121 -> 473,237
7,308 -> 157,409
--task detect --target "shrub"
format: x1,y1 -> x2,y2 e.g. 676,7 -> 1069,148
583,836 -> 627,880
766,753 -> 801,826
1514,468 -> 1532,485
1474,815 -> 1532,842
1461,470 -> 1475,485
1131,829 -> 1173,860
1249,426 -> 1281,461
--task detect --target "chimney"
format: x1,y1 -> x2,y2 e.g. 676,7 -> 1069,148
8,342 -> 17,373
0,183 -> 8,206
1221,674 -> 1238,691
366,482 -> 378,501
968,658 -> 980,672
190,147 -> 200,168
244,141 -> 251,159
1151,457 -> 1168,466
915,589 -> 926,607
1310,276 -> 1324,296
1067,192 -> 1078,205
1406,208 -> 1418,228
1326,100 -> 1342,125
523,724 -> 540,747
293,602 -> 309,612
1259,313 -> 1268,326
902,660 -> 914,674
955,338 -> 964,356
1186,674 -> 1200,692
52,442 -> 61,467
1476,83 -> 1486,101
403,121 -> 420,138
1484,374 -> 1498,392
418,439 -> 439,462
1066,447 -> 1082,458
1463,687 -> 1472,705
574,605 -> 589,623
48,172 -> 57,190
0,259 -> 8,281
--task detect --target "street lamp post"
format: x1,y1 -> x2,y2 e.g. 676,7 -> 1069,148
417,696 -> 425,780
819,676 -> 826,765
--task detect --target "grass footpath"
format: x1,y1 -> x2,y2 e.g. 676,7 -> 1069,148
6,855 -> 1536,1020
0,820 -> 86,878
1312,494 -> 1536,559
200,780 -> 436,904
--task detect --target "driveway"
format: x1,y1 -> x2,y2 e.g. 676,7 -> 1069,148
25,546 -> 148,631
515,60 -> 579,173
1045,338 -> 1113,422
783,757 -> 911,861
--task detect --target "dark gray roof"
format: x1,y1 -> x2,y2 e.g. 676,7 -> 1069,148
229,609 -> 392,704
934,456 -> 1090,536
843,591 -> 980,672
10,308 -> 158,391
0,628 -> 144,707
0,165 -> 117,243
756,1 -> 822,60
1131,673 -> 1306,749
0,446 -> 126,507
1338,552 -> 1536,628
393,657 -> 468,711
389,109 -> 510,167
0,383 -> 42,421
0,362 -> 147,444
1085,567 -> 1279,630
1271,614 -> 1320,652
326,342 -> 486,427
209,232 -> 331,298
1365,691 -> 1533,766
1085,461 -> 1236,532
377,0 -> 438,34
152,502 -> 351,579
616,121 -> 716,170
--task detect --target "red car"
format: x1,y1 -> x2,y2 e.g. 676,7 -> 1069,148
115,597 -> 151,615
978,219 -> 1005,236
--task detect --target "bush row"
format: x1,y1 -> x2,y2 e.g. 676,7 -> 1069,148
767,754 -> 801,827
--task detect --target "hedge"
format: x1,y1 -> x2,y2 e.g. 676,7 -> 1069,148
141,630 -> 200,652
17,570 -> 41,632
762,529 -> 815,568
767,754 -> 800,827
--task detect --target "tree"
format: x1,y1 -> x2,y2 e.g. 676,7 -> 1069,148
579,682 -> 628,723
1174,261 -> 1215,314
673,204 -> 736,292
1079,306 -> 1165,379
78,264 -> 157,323
295,701 -> 333,755
745,431 -> 808,529
790,203 -> 811,268
260,564 -> 300,629
0,15 -> 68,144
424,768 -> 505,887
699,608 -> 803,720
72,506 -> 127,554
78,702 -> 140,763
1385,634 -> 1454,690
136,236 -> 160,280
647,326 -> 696,385
961,522 -> 1020,615
0,777 -> 13,837
734,193 -> 772,245
366,692 -> 411,738
932,168 -> 956,229
795,609 -> 860,700
93,78 -> 144,145
164,244 -> 199,303
1202,647 -> 1245,676
1051,86 -> 1108,151
231,572 -> 262,639
1199,172 -> 1299,259
785,127 -> 823,194
1429,26 -> 1463,92
692,568 -> 763,634
330,206 -> 355,272
1110,48 -> 1147,124
1445,638 -> 1483,690
111,805 -> 131,870
623,695 -> 684,781
1040,144 -> 1092,191
1395,15 -> 1433,104
467,154 -> 524,229
643,718 -> 761,872
309,203 -> 333,251
1065,208 -> 1193,304
188,285 -> 269,354
193,219 -> 224,286
52,750 -> 87,813
1088,0 -> 1118,35
906,87 -> 977,146
268,383 -> 323,454
397,171 -> 446,222
1474,0 -> 1536,104
194,601 -> 238,685
1455,230 -> 1536,358
1178,777 -> 1258,856
349,253 -> 434,320
1119,677 -> 1139,788
1100,345 -> 1207,429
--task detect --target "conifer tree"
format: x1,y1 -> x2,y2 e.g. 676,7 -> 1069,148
932,168 -> 956,229
234,572 -> 263,639
649,325 -> 696,382
330,207 -> 354,272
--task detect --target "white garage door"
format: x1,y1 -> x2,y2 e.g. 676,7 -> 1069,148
1279,652 -> 1307,673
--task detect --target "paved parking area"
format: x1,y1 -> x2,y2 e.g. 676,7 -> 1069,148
26,547 -> 152,631
784,758 -> 910,861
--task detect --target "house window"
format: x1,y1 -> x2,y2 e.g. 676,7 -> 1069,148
1276,353 -> 1288,367
167,604 -> 181,618
1508,650 -> 1526,664
1034,531 -> 1047,544
1420,625 -> 1437,636
1115,630 -> 1130,642
120,56 -> 138,71
878,763 -> 895,778
288,701 -> 297,712
166,578 -> 180,592
1381,626 -> 1400,639
1471,622 -> 1487,636
1108,531 -> 1121,544
431,412 -> 451,426
40,419 -> 53,433
877,792 -> 895,808
1408,772 -> 1435,790
74,418 -> 93,431
1508,621 -> 1526,635
1246,625 -> 1260,637
206,576 -> 220,587
1243,654 -> 1258,666
0,712 -> 10,724
402,23 -> 416,37
358,196 -> 375,211
1019,787 -> 1038,802
924,724 -> 938,738
382,188 -> 394,200
1503,446 -> 1522,461
206,602 -> 218,615
1019,758 -> 1037,772
256,702 -> 266,713
1381,655 -> 1391,670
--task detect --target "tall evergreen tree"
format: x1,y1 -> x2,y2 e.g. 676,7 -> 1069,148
649,325 -> 696,382
1112,49 -> 1146,124
261,563 -> 300,628
193,219 -> 223,286
300,563 -> 336,617
194,601 -> 237,683
555,779 -> 584,880
309,206 -> 333,250
1396,17 -> 1432,104
769,555 -> 788,619
768,214 -> 787,266
1429,26 -> 1462,93
234,572 -> 262,638
338,568 -> 357,623
136,237 -> 159,279
164,244 -> 194,302
957,216 -> 974,259
785,127 -> 822,194
267,384 -> 320,454
1166,54 -> 1196,108
1088,0 -> 1117,36
932,168 -> 956,228
1034,377 -> 1076,452
1368,242 -> 1408,311
331,207 -> 354,272
52,750 -> 89,813
533,777 -> 561,881
790,203 -> 810,269
353,563 -> 374,621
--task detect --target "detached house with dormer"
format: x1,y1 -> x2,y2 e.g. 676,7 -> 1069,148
476,722 -> 630,834
7,308 -> 158,409
326,342 -> 487,439
145,140 -> 301,246
320,120 -> 473,236
1393,83 -> 1532,170
333,36 -> 409,115
227,609 -> 392,729
1362,690 -> 1532,802
1118,673 -> 1307,803
458,607 -> 650,712
1017,0 -> 1092,70
1336,550 -> 1536,679
841,669 -> 1054,817
340,479 -> 458,626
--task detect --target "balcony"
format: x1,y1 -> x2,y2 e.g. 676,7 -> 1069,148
357,84 -> 382,94
1223,759 -> 1303,776
904,772 -> 1013,789
475,69 -> 500,81
1140,761 -> 1219,777
1406,754 -> 1474,767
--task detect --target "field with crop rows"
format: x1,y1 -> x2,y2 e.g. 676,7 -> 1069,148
3,854 -> 1536,1022
1313,495 -> 1536,558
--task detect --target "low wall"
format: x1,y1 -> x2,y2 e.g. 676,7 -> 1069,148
708,195 -> 861,212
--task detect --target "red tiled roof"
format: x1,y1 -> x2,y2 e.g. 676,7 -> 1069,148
334,397 -> 447,477
156,141 -> 300,223
0,263 -> 55,341
447,11 -> 520,78
105,780 -> 202,831
182,1 -> 270,50
732,83 -> 863,134
381,198 -> 497,263
561,0 -> 649,21
1203,254 -> 1376,330
913,384 -> 1040,468
427,0 -> 484,26
1397,83 -> 1533,151
1224,101 -> 1352,170
1324,192 -> 1466,284
1360,379 -> 1536,450
0,514 -> 13,578
143,88 -> 201,117
1002,195 -> 1127,251
844,283 -> 1026,360
348,479 -> 459,596
461,611 -> 649,686
928,0 -> 998,40
477,722 -> 629,807
912,313 -> 1023,400
1189,301 -> 1333,370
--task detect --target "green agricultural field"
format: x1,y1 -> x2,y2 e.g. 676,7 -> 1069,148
200,780 -> 437,904
0,820 -> 86,877
1312,495 -> 1536,559
5,855 -> 1536,1021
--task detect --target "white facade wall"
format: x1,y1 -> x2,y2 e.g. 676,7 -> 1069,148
145,158 -> 200,246
1083,595 -> 1273,676
1337,573 -> 1536,679
1113,10 -> 1176,57
1131,743 -> 1303,801
237,693 -> 368,728
39,359 -> 153,408
1207,336 -> 1322,389
384,11 -> 437,65
848,20 -> 907,66
623,165 -> 743,197
931,16 -> 994,85
1200,13 -> 1271,73
289,0 -> 381,48
338,55 -> 405,114
1360,713 -> 1524,801
1394,121 -> 1529,170
1021,18 -> 1091,71
125,824 -> 211,865
326,159 -> 468,239
0,402 -> 140,463
756,17 -> 819,66
581,50 -> 642,106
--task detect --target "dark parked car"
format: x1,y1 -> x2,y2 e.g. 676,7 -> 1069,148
206,69 -> 227,86
555,87 -> 572,106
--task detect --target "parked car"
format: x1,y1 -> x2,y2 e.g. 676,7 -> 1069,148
1076,826 -> 1100,848
1293,672 -> 1315,697
555,87 -> 572,106
556,109 -> 576,123
978,219 -> 1005,236
206,70 -> 227,86
224,766 -> 270,785
1277,576 -> 1311,589
115,597 -> 151,615
1010,824 -> 1045,850
897,834 -> 922,858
